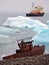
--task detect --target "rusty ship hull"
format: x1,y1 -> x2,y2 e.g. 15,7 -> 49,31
3,45 -> 45,60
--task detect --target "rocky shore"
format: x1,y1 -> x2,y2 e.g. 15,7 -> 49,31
0,54 -> 49,65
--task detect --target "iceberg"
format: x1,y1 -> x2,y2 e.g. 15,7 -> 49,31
3,16 -> 47,29
32,28 -> 49,54
47,20 -> 49,27
33,26 -> 48,33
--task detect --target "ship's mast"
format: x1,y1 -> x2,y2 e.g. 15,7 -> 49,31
31,3 -> 34,10
32,3 -> 34,8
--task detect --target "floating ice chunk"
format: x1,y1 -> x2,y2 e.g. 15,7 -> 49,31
32,28 -> 49,43
3,16 -> 48,29
46,20 -> 49,27
33,26 -> 48,33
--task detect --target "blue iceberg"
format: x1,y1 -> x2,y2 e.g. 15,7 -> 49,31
32,27 -> 49,54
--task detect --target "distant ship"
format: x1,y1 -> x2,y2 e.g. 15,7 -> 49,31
26,5 -> 45,16
3,40 -> 45,60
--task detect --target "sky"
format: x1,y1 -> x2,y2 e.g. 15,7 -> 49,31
0,0 -> 48,13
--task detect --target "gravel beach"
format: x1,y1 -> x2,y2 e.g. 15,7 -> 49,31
0,54 -> 49,65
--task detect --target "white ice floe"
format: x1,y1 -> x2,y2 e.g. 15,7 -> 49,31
3,16 -> 47,28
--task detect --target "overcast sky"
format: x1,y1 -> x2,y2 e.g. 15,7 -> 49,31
0,0 -> 48,13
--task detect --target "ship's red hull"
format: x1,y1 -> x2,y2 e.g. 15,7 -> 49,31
3,46 -> 45,60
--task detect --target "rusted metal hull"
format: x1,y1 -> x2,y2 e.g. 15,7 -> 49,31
3,46 -> 45,60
